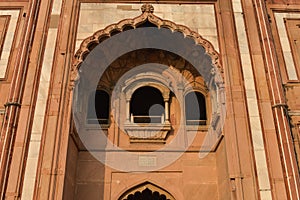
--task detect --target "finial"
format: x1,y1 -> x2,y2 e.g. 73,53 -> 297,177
141,4 -> 154,13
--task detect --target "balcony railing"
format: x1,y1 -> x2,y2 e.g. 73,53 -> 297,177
86,118 -> 109,124
125,113 -> 171,142
186,119 -> 206,125
130,114 -> 164,124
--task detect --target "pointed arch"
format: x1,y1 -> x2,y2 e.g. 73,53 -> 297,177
71,4 -> 222,82
118,182 -> 176,200
71,4 -> 226,165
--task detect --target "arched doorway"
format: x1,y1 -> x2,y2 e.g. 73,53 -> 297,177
118,182 -> 175,200
65,3 -> 227,200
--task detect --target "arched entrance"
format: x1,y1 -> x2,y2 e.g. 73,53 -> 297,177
65,3 -> 227,200
118,182 -> 176,200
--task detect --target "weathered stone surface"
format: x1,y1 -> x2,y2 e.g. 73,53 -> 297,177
1,1 -> 300,200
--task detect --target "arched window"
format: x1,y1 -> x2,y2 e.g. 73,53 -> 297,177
130,86 -> 164,123
87,90 -> 109,124
185,91 -> 207,125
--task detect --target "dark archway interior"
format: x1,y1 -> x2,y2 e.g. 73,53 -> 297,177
185,91 -> 207,125
130,86 -> 164,123
87,90 -> 109,124
136,19 -> 157,28
124,188 -> 169,200
68,10 -> 227,200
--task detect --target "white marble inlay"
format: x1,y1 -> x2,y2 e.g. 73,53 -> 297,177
139,156 -> 157,167
275,12 -> 300,80
21,0 -> 62,199
76,3 -> 219,52
232,0 -> 272,199
0,10 -> 20,78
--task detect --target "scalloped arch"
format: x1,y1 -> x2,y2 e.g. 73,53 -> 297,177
71,7 -> 222,82
118,181 -> 176,200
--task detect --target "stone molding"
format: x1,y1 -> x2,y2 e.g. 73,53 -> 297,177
124,123 -> 172,143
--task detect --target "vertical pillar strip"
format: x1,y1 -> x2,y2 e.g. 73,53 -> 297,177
232,0 -> 273,199
21,0 -> 62,199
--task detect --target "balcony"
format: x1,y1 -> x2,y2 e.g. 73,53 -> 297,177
124,114 -> 171,143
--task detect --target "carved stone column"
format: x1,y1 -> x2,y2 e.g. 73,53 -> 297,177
126,98 -> 130,123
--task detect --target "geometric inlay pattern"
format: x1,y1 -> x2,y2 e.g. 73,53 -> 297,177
0,10 -> 20,79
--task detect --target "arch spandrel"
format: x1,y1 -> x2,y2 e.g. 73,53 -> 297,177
71,4 -> 223,83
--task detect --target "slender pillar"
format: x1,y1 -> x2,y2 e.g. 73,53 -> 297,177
126,99 -> 130,122
164,100 -> 169,123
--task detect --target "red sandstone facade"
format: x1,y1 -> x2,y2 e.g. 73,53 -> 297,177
0,0 -> 299,199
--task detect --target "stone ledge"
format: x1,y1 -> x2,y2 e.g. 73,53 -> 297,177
124,122 -> 172,143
